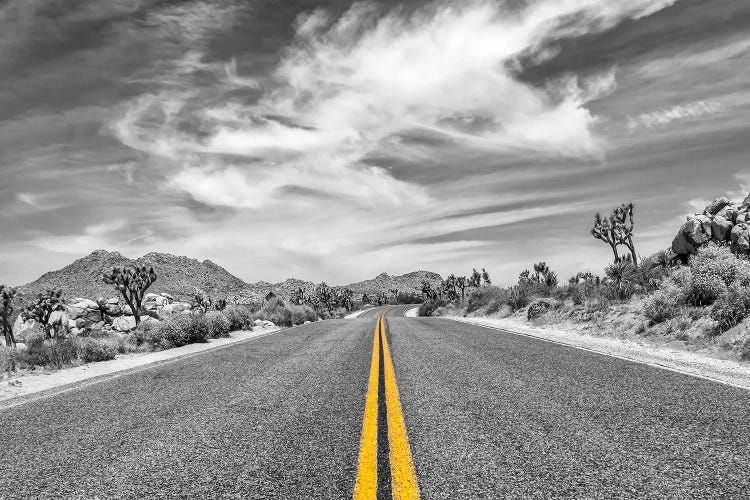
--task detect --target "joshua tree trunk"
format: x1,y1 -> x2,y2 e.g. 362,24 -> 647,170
626,235 -> 638,265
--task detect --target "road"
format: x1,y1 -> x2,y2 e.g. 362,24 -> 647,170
2,306 -> 750,498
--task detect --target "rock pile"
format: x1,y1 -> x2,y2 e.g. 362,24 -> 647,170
13,291 -> 194,338
672,195 -> 750,257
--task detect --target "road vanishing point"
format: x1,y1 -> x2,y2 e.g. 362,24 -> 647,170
2,305 -> 750,499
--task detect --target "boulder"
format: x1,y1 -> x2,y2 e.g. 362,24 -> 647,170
682,215 -> 712,246
671,230 -> 696,256
742,194 -> 750,209
48,310 -> 69,326
13,315 -> 35,339
79,298 -> 99,310
718,205 -> 739,223
106,304 -> 122,316
160,293 -> 174,302
732,223 -> 750,252
253,319 -> 264,327
107,297 -> 120,305
704,197 -> 731,216
70,327 -> 81,337
162,303 -> 185,314
122,305 -> 134,316
112,316 -> 137,332
66,305 -> 84,320
711,215 -> 733,241
144,293 -> 160,301
262,320 -> 276,328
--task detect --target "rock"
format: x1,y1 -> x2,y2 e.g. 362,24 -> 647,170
47,310 -> 69,326
122,305 -> 134,316
107,297 -> 120,305
262,320 -> 275,328
70,327 -> 81,336
704,197 -> 731,216
162,303 -> 185,314
112,316 -> 137,332
732,223 -> 750,252
160,293 -> 174,302
718,205 -> 739,223
742,193 -> 750,209
253,319 -> 264,327
671,230 -> 696,255
682,215 -> 713,246
303,320 -> 311,324
711,215 -> 733,241
79,298 -> 99,310
144,293 -> 159,301
13,315 -> 35,339
144,302 -> 158,311
66,306 -> 84,320
106,304 -> 122,316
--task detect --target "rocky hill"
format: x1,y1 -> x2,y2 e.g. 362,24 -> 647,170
16,250 -> 443,304
17,250 -> 261,303
346,271 -> 443,295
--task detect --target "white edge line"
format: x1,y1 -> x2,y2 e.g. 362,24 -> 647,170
0,323 -> 312,411
444,317 -> 750,392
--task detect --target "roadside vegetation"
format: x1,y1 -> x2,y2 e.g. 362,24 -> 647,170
417,201 -> 750,362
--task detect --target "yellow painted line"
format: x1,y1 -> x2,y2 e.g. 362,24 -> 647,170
353,316 -> 381,499
380,315 -> 421,500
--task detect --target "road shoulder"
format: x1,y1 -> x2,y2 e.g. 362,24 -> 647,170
446,315 -> 750,390
0,327 -> 281,406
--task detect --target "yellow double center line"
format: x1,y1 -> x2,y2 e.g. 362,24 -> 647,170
353,313 -> 420,499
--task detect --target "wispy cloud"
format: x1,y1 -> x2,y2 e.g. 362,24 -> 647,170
627,100 -> 722,130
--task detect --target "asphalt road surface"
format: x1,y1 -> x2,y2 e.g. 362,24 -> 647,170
2,306 -> 750,499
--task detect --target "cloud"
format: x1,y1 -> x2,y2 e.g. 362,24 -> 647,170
113,0 -> 678,210
627,101 -> 722,130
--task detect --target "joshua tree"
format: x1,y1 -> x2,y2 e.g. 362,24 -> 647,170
193,288 -> 212,313
103,266 -> 157,326
456,276 -> 467,302
290,287 -> 305,306
95,296 -> 110,323
0,285 -> 17,348
214,298 -> 228,311
315,282 -> 334,314
613,202 -> 638,265
361,293 -> 370,305
591,212 -> 620,262
481,268 -> 491,287
470,268 -> 482,288
23,288 -> 65,339
592,202 -> 638,265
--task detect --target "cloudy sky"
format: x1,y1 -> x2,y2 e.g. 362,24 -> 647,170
1,0 -> 749,286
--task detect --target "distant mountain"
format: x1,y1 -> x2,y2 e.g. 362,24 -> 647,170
346,270 -> 443,295
16,250 -> 443,304
17,250 -> 261,303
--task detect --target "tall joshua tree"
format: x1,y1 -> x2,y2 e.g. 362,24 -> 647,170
470,268 -> 482,288
23,288 -> 65,339
456,276 -> 467,302
591,202 -> 638,265
591,212 -> 620,262
481,268 -> 491,287
614,202 -> 638,265
0,285 -> 17,348
103,266 -> 157,326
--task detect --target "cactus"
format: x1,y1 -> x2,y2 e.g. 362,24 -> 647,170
103,266 -> 157,326
0,285 -> 17,348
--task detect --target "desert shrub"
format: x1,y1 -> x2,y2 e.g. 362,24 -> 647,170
131,320 -> 160,346
710,283 -> 750,333
289,304 -> 316,325
255,297 -> 292,326
223,305 -> 254,331
149,315 -> 210,349
24,335 -> 79,368
466,286 -> 508,313
687,273 -> 726,306
527,300 -> 552,320
485,299 -> 503,315
569,286 -> 585,306
632,257 -> 668,292
418,299 -> 446,317
204,311 -> 231,338
507,287 -> 530,312
77,338 -> 117,363
643,282 -> 684,324
689,244 -> 743,285
603,261 -> 638,300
